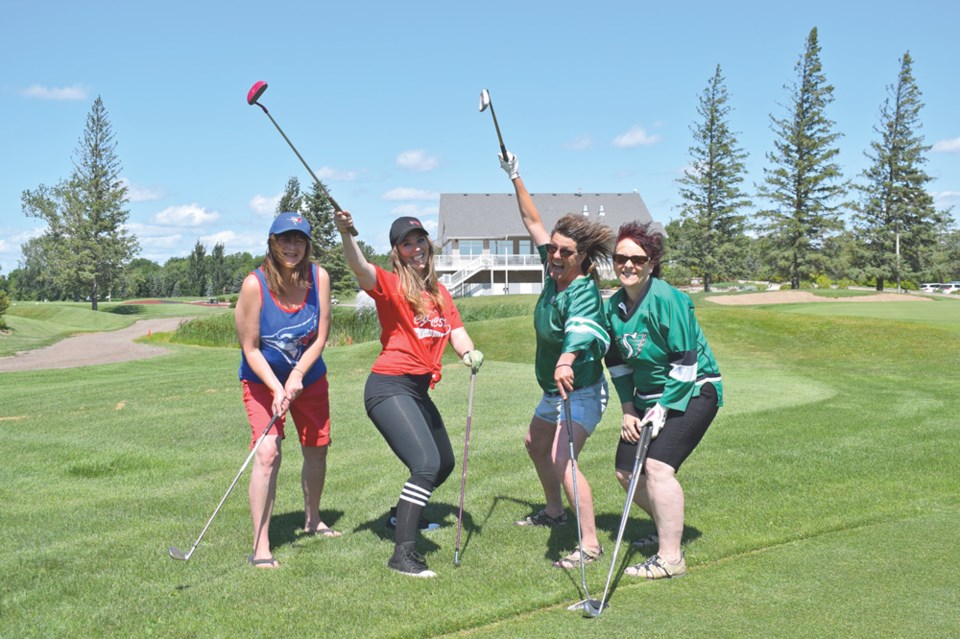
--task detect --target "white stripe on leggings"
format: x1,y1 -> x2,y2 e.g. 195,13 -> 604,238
399,482 -> 432,507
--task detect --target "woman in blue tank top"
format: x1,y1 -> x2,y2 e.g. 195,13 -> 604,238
236,213 -> 338,568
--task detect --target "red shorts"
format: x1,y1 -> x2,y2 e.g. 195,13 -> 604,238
241,376 -> 331,448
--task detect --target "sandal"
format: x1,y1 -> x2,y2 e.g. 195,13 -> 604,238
624,552 -> 686,579
515,508 -> 568,527
553,545 -> 603,569
304,527 -> 342,538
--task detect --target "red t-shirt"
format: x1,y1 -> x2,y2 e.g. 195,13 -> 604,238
367,265 -> 463,382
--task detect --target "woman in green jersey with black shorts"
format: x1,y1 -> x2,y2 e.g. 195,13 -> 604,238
499,151 -> 613,569
604,221 -> 723,580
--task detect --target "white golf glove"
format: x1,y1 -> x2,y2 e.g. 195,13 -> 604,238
640,403 -> 667,439
462,350 -> 484,373
499,151 -> 519,179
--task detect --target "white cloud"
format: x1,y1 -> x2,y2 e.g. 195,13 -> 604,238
396,150 -> 439,172
932,137 -> 960,153
249,193 -> 281,217
382,187 -> 440,201
566,136 -> 594,150
18,84 -> 89,101
154,204 -> 220,226
933,191 -> 960,209
120,178 -> 165,203
612,125 -> 662,148
315,166 -> 361,181
201,230 -> 264,254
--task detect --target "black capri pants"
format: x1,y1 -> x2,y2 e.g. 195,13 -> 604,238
364,372 -> 455,489
615,382 -> 719,473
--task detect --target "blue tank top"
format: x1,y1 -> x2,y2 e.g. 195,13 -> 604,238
238,264 -> 327,387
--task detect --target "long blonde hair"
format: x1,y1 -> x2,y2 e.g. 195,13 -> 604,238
261,235 -> 314,294
390,239 -> 444,316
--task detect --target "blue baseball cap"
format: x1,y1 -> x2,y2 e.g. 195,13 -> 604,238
269,213 -> 311,239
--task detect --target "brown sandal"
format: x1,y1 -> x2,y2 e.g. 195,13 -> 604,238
553,545 -> 603,569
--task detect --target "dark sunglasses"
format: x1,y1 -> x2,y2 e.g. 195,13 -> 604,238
613,253 -> 651,266
545,244 -> 577,258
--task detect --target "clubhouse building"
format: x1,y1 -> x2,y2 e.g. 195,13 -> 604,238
436,191 -> 660,297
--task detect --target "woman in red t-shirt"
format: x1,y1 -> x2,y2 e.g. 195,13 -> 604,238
335,211 -> 484,578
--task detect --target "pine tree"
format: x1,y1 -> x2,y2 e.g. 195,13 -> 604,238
675,65 -> 751,291
21,96 -> 138,309
852,52 -> 942,290
187,240 -> 207,297
757,28 -> 847,289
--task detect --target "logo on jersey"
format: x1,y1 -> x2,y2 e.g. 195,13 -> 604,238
617,332 -> 648,359
413,311 -> 451,340
261,317 -> 317,364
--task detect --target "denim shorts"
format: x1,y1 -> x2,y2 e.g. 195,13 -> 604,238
533,377 -> 608,435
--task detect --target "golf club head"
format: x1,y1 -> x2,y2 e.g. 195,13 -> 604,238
247,80 -> 268,105
582,598 -> 606,618
479,88 -> 491,112
168,546 -> 190,561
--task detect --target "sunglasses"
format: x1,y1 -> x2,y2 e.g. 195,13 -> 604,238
545,244 -> 577,258
613,253 -> 651,266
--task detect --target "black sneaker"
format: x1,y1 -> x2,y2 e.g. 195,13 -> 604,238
387,547 -> 436,578
386,507 -> 441,532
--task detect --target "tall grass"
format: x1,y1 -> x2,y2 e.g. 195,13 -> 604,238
165,295 -> 542,349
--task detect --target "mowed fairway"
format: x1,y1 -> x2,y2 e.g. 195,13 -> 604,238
1,296 -> 957,638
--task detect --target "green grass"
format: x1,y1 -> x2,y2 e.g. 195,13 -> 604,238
1,298 -> 958,638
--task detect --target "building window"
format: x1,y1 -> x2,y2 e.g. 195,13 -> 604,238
460,240 -> 483,257
518,240 -> 535,255
491,240 -> 513,255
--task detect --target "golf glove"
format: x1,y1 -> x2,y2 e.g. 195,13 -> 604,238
641,403 -> 667,439
462,350 -> 484,373
499,152 -> 519,179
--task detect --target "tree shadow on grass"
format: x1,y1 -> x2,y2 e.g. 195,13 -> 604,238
107,304 -> 146,315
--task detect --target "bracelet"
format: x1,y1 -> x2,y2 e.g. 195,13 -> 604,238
555,363 -> 573,369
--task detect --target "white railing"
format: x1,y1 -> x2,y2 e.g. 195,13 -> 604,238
435,254 -> 543,270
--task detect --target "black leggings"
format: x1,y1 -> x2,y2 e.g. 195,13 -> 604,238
615,382 -> 719,473
364,373 -> 455,489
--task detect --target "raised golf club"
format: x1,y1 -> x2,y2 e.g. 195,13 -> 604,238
168,412 -> 281,561
478,88 -> 509,162
561,397 -> 603,615
453,370 -> 478,566
246,80 -> 357,236
584,422 -> 655,618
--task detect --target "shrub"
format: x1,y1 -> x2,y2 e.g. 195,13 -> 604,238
814,274 -> 832,289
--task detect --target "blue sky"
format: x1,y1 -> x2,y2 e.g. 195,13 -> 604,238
2,0 -> 958,275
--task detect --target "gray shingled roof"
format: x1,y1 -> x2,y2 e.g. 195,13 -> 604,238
438,192 -> 662,245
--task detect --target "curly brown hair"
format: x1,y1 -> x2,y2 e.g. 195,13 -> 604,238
552,213 -> 614,284
615,221 -> 664,279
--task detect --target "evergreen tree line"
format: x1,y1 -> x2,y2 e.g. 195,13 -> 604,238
4,26 -> 956,310
667,28 -> 957,291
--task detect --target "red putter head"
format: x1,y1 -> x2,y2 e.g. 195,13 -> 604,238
247,81 -> 268,105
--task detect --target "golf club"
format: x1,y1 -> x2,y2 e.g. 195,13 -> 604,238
168,412 -> 281,561
478,88 -> 509,161
246,80 -> 357,236
453,370 -> 477,566
584,422 -> 654,618
561,397 -> 603,615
